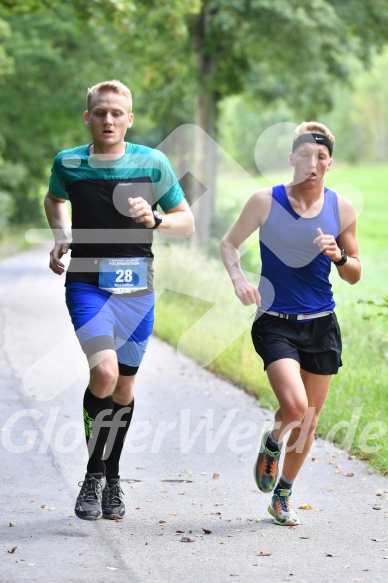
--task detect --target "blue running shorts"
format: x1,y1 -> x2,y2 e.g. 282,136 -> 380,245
65,282 -> 155,368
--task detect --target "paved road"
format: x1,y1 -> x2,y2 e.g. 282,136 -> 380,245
0,246 -> 387,583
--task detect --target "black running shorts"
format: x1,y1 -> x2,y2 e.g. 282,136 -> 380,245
251,312 -> 342,375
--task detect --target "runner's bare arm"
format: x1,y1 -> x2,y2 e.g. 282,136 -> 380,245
313,196 -> 361,285
128,197 -> 194,237
219,189 -> 272,306
44,190 -> 71,275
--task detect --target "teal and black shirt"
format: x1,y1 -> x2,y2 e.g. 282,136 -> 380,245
49,142 -> 185,290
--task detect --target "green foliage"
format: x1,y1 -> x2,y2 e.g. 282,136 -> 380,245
0,191 -> 13,230
1,0 -> 388,234
0,5 -> 139,225
0,17 -> 12,77
324,47 -> 388,164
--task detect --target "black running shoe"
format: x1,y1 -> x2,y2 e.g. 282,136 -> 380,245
74,472 -> 104,521
102,478 -> 125,520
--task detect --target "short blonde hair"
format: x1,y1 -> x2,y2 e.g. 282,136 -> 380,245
86,80 -> 132,112
294,121 -> 335,148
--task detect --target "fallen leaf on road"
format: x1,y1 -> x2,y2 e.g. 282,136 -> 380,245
203,529 -> 212,534
230,574 -> 239,577
344,472 -> 354,477
373,505 -> 383,510
158,520 -> 166,524
8,547 -> 17,554
376,489 -> 384,496
257,551 -> 271,556
213,473 -> 220,479
181,537 -> 195,543
325,553 -> 333,557
9,523 -> 15,527
299,504 -> 313,510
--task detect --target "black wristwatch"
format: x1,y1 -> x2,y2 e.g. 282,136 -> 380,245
333,248 -> 347,266
148,210 -> 163,229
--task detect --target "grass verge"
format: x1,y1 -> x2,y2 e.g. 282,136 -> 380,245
0,227 -> 34,261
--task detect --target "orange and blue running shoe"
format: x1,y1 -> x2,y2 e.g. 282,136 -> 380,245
268,488 -> 300,526
253,428 -> 281,493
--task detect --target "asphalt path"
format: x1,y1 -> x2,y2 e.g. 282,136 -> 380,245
0,245 -> 387,583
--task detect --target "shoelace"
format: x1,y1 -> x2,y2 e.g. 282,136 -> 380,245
78,477 -> 102,501
279,494 -> 291,513
265,454 -> 277,475
104,483 -> 124,506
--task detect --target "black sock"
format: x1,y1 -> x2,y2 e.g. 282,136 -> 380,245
104,399 -> 135,482
275,474 -> 294,492
83,388 -> 113,475
265,431 -> 281,453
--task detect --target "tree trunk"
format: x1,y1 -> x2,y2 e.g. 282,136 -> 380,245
189,4 -> 220,248
192,90 -> 218,247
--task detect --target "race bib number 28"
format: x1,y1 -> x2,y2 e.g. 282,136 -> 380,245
99,257 -> 148,294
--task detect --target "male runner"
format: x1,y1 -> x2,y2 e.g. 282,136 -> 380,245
45,80 -> 194,520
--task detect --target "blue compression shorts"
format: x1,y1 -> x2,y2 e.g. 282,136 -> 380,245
65,282 -> 155,368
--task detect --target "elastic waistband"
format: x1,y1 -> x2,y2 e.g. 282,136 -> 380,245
260,310 -> 333,321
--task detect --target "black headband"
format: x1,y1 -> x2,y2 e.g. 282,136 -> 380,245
292,132 -> 333,157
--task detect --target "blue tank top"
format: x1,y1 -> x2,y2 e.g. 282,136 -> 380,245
258,184 -> 340,314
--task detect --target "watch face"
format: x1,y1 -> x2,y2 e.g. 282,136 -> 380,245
152,210 -> 162,228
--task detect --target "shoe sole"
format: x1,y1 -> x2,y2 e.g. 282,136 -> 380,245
75,511 -> 102,521
102,513 -> 125,520
267,504 -> 300,526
